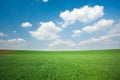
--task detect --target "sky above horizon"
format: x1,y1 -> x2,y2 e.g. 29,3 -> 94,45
0,0 -> 120,50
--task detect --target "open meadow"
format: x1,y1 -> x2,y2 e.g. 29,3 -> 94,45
0,49 -> 120,80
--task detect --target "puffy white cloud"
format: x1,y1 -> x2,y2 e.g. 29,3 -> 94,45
0,32 -> 8,37
0,38 -> 29,49
48,39 -> 77,50
82,19 -> 114,33
42,0 -> 48,2
72,30 -> 82,37
79,23 -> 120,49
60,5 -> 104,27
29,21 -> 62,40
21,22 -> 32,28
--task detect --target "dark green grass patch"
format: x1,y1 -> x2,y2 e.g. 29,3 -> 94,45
0,49 -> 120,80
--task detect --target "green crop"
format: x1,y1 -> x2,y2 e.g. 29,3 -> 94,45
0,49 -> 120,80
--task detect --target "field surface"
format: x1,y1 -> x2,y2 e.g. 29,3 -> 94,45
0,49 -> 120,80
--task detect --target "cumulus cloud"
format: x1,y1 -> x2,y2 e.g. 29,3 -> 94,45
72,30 -> 82,37
60,5 -> 104,27
0,32 -> 8,37
48,39 -> 77,50
0,38 -> 29,49
29,21 -> 62,40
21,22 -> 32,28
82,19 -> 114,33
42,0 -> 48,2
79,23 -> 120,49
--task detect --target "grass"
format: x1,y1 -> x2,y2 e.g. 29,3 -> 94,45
0,49 -> 120,80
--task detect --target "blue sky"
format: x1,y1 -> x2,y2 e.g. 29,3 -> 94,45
0,0 -> 120,50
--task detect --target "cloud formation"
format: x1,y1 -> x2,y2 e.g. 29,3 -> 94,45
42,0 -> 48,2
21,22 -> 32,28
28,5 -> 119,50
0,38 -> 29,49
48,39 -> 77,50
60,5 -> 104,27
82,19 -> 114,33
72,30 -> 82,37
1,4 -> 119,50
29,21 -> 62,40
79,23 -> 120,49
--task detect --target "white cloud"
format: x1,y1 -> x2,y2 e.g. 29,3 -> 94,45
109,22 -> 120,35
72,30 -> 82,37
0,38 -> 29,49
60,5 -> 104,28
79,23 -> 120,49
79,35 -> 120,49
0,32 -> 8,37
42,0 -> 48,2
29,21 -> 62,40
21,22 -> 32,28
79,37 -> 114,46
82,19 -> 114,33
48,39 -> 77,50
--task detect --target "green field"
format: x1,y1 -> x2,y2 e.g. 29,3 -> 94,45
0,49 -> 120,80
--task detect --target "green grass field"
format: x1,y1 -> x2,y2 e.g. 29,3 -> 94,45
0,49 -> 120,80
